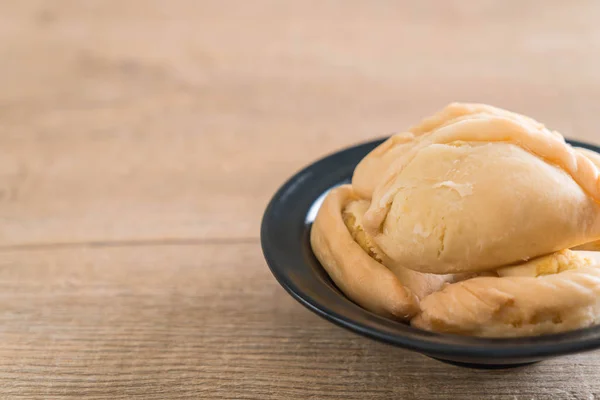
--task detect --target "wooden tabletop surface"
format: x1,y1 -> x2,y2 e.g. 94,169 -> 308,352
2,1 -> 600,399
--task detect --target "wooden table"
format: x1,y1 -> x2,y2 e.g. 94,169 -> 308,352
2,1 -> 600,398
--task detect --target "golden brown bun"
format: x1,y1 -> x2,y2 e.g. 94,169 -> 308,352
496,250 -> 593,278
352,103 -> 564,199
353,103 -> 600,274
572,148 -> 600,252
412,251 -> 600,337
310,185 -> 419,320
342,199 -> 455,300
310,103 -> 600,336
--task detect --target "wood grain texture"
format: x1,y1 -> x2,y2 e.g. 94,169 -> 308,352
1,244 -> 600,400
1,0 -> 600,398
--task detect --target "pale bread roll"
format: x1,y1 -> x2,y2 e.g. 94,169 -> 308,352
310,103 -> 600,336
356,104 -> 600,274
413,252 -> 600,337
310,185 -> 419,320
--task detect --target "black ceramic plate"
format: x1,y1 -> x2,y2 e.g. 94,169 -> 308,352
261,138 -> 600,368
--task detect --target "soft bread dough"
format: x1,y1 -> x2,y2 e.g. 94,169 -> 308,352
352,103 -> 565,199
342,199 -> 455,299
367,142 -> 600,274
412,254 -> 600,337
574,148 -> 600,252
578,147 -> 600,168
355,105 -> 600,274
310,102 -> 600,336
496,250 -> 593,277
310,185 -> 419,320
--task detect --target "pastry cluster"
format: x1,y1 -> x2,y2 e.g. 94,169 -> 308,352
310,103 -> 600,337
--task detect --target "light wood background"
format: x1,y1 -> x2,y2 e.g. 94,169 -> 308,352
1,1 -> 600,399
